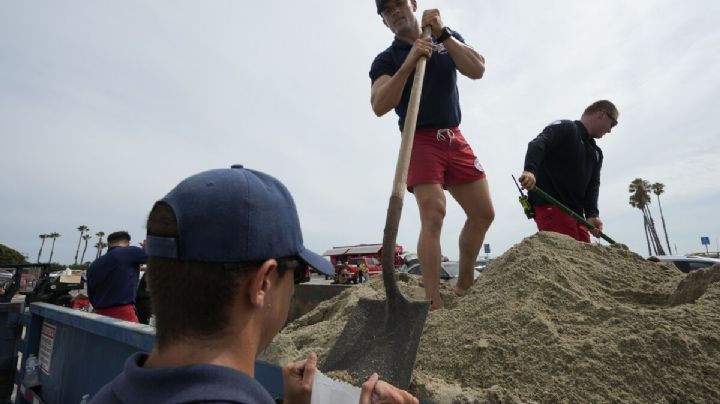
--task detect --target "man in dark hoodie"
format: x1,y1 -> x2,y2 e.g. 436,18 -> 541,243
519,100 -> 619,242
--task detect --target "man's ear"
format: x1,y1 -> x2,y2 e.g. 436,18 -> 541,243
247,259 -> 277,308
410,0 -> 417,12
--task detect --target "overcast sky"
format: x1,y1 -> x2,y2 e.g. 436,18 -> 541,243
2,1 -> 719,266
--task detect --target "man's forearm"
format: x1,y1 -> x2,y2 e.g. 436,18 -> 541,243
444,38 -> 484,79
370,62 -> 416,117
523,139 -> 547,174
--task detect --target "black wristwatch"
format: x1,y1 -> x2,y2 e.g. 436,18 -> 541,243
436,26 -> 453,43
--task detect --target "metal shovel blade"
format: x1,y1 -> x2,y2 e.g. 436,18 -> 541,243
321,295 -> 430,388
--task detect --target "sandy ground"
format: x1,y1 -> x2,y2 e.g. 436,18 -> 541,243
261,232 -> 720,403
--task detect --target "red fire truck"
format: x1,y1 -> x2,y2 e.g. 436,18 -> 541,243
322,243 -> 404,282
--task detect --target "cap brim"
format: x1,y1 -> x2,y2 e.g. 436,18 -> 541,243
298,247 -> 335,276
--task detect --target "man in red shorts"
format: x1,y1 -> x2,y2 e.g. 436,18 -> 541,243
519,100 -> 619,242
370,0 -> 494,309
87,231 -> 147,322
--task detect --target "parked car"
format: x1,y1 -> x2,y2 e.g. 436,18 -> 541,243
406,263 -> 451,280
474,258 -> 495,272
1,264 -> 84,305
648,255 -> 720,273
440,261 -> 483,280
401,253 -> 419,269
404,261 -> 482,286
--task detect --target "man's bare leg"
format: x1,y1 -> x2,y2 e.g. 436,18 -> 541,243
448,178 -> 495,294
413,184 -> 446,310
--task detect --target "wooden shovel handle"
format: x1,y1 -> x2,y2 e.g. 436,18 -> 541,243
382,26 -> 432,298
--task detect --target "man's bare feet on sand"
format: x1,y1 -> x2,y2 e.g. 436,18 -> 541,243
453,286 -> 468,297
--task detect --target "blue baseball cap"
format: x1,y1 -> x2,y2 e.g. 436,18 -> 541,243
145,164 -> 334,277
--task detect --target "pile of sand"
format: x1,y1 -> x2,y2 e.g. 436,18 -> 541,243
262,232 -> 720,403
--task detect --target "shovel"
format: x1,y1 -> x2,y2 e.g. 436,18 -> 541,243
321,27 -> 432,389
531,185 -> 617,244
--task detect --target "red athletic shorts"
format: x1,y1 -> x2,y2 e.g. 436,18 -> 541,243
94,304 -> 139,322
533,204 -> 590,243
407,127 -> 486,191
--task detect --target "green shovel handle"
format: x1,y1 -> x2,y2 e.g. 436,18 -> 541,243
531,186 -> 617,244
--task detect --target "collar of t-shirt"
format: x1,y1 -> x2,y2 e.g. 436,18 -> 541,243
112,352 -> 275,404
574,120 -> 596,146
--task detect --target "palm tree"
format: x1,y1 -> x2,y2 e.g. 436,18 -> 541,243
648,214 -> 664,255
645,194 -> 665,256
651,183 -> 672,254
47,232 -> 61,263
95,241 -> 108,258
95,231 -> 105,258
80,234 -> 92,264
629,180 -> 651,255
74,225 -> 89,265
629,178 -> 665,255
36,234 -> 49,263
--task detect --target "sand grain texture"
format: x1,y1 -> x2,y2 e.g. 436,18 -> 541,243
262,232 -> 720,403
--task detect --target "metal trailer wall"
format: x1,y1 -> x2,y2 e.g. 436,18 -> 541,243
0,302 -> 23,403
13,303 -> 284,404
287,284 -> 352,323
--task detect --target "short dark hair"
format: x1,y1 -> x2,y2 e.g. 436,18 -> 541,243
107,231 -> 131,244
145,203 -> 293,349
583,100 -> 618,117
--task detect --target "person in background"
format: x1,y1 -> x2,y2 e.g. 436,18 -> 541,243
519,100 -> 619,242
334,268 -> 353,285
90,165 -> 417,404
87,231 -> 147,322
334,262 -> 345,280
358,261 -> 368,283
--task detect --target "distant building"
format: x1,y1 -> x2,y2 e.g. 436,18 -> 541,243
322,243 -> 404,268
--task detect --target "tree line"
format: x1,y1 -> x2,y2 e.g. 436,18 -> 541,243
36,225 -> 108,266
628,179 -> 672,256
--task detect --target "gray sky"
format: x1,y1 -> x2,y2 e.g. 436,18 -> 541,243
2,1 -> 719,265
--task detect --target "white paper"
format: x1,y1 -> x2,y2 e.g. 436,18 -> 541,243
310,370 -> 361,404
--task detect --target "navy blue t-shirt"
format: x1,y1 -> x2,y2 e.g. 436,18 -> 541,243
87,246 -> 148,309
90,352 -> 275,404
369,31 -> 465,131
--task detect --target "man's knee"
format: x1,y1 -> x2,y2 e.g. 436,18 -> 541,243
419,203 -> 446,233
482,208 -> 495,226
415,186 -> 446,232
469,207 -> 494,230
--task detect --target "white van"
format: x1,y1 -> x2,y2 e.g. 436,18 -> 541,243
648,255 -> 720,273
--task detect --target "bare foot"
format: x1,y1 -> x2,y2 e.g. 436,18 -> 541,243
453,286 -> 468,297
429,298 -> 444,311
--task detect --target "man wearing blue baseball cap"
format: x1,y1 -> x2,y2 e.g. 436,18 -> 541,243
91,165 -> 418,403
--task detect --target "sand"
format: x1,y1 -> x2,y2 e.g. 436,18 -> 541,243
261,232 -> 720,403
